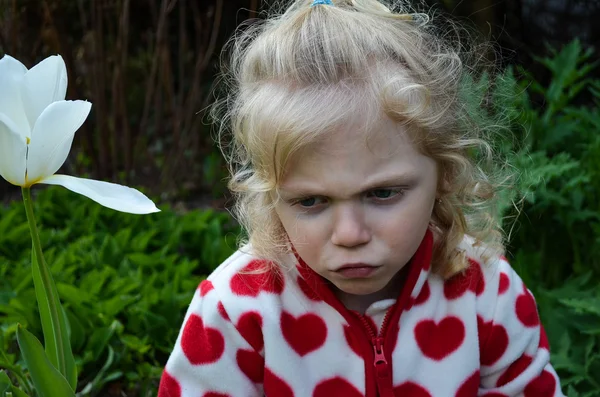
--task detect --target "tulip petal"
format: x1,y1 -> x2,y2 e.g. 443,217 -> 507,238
26,100 -> 91,183
0,55 -> 30,139
0,112 -> 27,186
21,55 -> 68,129
40,174 -> 160,214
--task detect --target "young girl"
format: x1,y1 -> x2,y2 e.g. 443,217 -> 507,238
158,0 -> 564,395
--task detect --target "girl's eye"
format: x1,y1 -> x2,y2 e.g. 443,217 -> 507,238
299,197 -> 316,207
295,197 -> 322,208
368,189 -> 402,200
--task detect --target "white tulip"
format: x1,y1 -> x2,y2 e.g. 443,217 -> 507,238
0,54 -> 159,214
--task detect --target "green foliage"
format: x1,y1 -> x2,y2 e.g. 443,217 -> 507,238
495,41 -> 600,282
0,187 -> 238,396
490,40 -> 600,395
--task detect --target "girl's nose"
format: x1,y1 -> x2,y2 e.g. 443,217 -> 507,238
330,204 -> 371,247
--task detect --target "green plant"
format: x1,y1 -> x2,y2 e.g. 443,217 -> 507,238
0,53 -> 161,396
0,186 -> 238,395
499,41 -> 600,283
493,40 -> 600,395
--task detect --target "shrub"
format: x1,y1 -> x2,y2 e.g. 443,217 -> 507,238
0,186 -> 238,396
495,40 -> 600,396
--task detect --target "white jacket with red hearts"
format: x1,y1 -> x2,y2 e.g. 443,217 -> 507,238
158,230 -> 564,397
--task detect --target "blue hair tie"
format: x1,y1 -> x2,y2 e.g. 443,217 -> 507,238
311,0 -> 333,6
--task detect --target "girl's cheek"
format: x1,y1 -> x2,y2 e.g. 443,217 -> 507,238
374,204 -> 431,232
289,218 -> 322,243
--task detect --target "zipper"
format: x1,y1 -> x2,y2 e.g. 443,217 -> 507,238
358,310 -> 395,397
294,233 -> 431,397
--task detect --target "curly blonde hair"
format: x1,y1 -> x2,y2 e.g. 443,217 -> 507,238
213,0 -> 507,278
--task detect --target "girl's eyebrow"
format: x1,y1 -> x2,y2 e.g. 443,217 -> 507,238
279,173 -> 419,198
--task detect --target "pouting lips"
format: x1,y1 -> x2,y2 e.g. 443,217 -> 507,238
334,264 -> 381,278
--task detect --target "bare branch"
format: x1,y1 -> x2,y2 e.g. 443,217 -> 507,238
91,0 -> 109,178
0,0 -> 9,54
249,0 -> 258,18
134,0 -> 171,166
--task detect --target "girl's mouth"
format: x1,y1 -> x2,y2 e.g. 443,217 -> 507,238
335,263 -> 380,278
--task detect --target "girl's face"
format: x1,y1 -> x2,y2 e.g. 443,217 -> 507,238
275,117 -> 438,304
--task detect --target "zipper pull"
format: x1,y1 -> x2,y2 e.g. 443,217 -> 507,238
372,337 -> 388,376
372,337 -> 394,396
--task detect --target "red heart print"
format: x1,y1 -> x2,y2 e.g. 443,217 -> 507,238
237,348 -> 264,383
230,260 -> 285,297
524,370 -> 556,397
237,311 -> 264,351
217,302 -> 230,321
539,327 -> 549,350
393,382 -> 432,397
313,377 -> 363,397
203,393 -> 228,397
158,370 -> 181,397
477,316 -> 509,366
496,354 -> 532,387
180,314 -> 225,365
516,289 -> 540,327
198,280 -> 214,297
498,273 -> 509,295
414,316 -> 465,361
444,258 -> 485,300
264,368 -> 294,397
281,312 -> 327,356
455,371 -> 479,397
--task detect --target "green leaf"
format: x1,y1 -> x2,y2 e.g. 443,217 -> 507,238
15,326 -> 75,397
0,371 -> 13,392
64,309 -> 86,352
30,247 -> 77,389
566,385 -> 582,397
0,370 -> 29,397
77,346 -> 122,396
86,320 -> 122,361
129,229 -> 157,252
121,334 -> 151,354
0,211 -> 19,240
127,252 -> 161,267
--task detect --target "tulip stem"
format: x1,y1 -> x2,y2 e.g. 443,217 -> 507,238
21,187 -> 66,377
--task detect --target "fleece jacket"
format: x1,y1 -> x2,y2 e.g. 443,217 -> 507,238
158,230 -> 564,397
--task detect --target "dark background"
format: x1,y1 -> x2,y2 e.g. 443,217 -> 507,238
1,0 -> 599,208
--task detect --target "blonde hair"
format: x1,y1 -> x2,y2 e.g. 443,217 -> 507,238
213,0 -> 507,278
